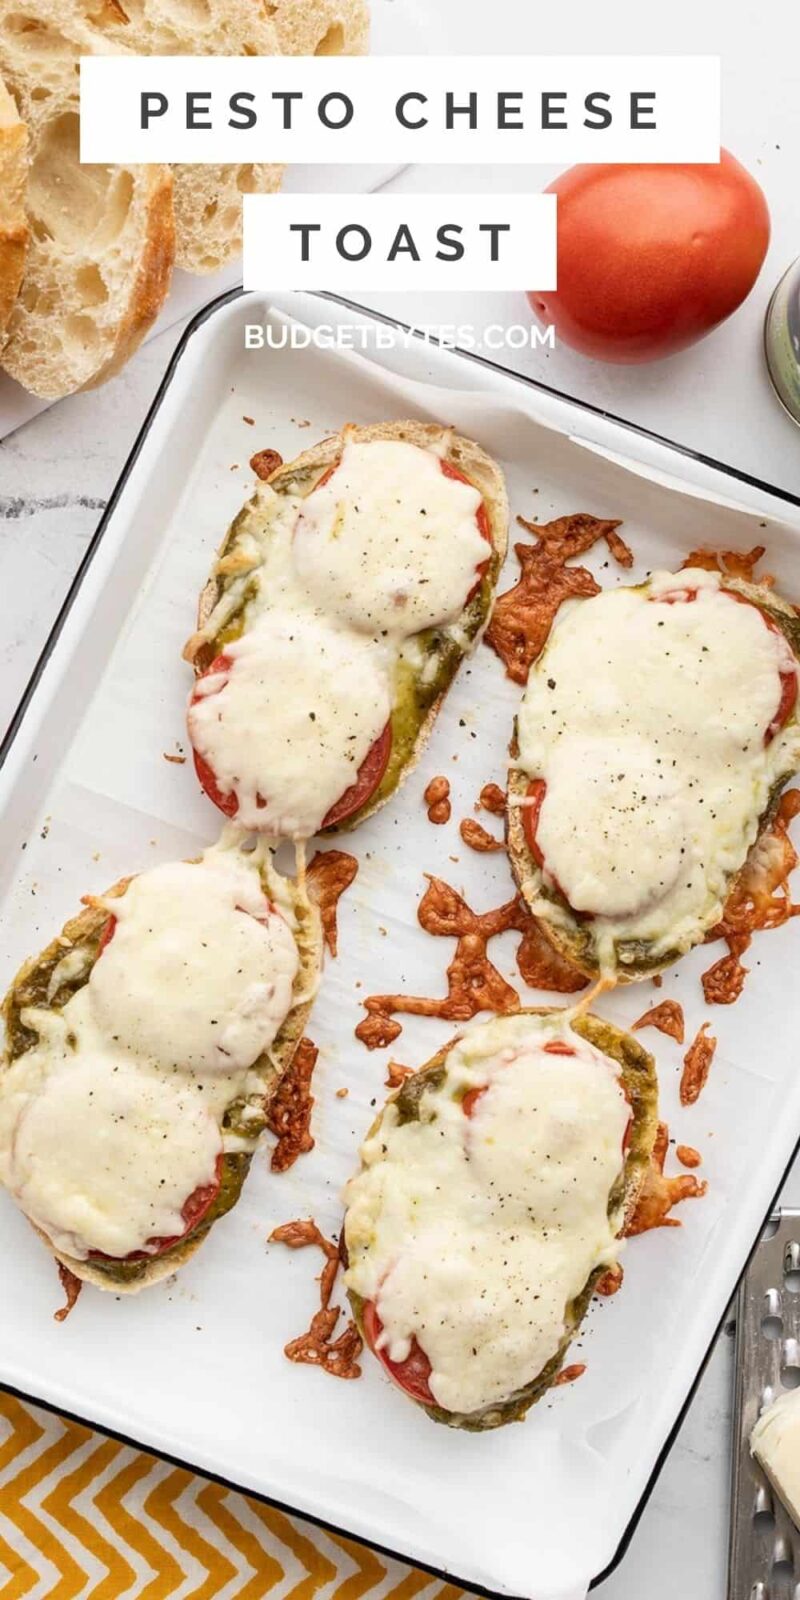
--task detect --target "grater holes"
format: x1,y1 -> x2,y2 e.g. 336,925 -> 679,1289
771,1546 -> 795,1599
784,1241 -> 800,1293
781,1338 -> 800,1388
755,1483 -> 775,1524
750,1583 -> 768,1599
763,1297 -> 784,1339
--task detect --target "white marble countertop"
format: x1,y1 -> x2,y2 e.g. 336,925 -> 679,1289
2,4 -> 800,1590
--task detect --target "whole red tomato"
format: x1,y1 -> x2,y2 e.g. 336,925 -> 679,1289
528,152 -> 770,363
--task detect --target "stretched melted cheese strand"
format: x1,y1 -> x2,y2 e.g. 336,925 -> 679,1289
752,1388 -> 800,1529
344,1013 -> 628,1416
0,845 -> 299,1258
516,568 -> 800,964
90,855 -> 299,1072
188,610 -> 393,837
292,439 -> 487,638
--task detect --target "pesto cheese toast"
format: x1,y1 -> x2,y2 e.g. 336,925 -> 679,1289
343,1007 -> 658,1430
0,837 -> 321,1293
507,567 -> 800,981
184,421 -> 508,841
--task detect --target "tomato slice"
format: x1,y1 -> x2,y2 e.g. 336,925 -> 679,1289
522,779 -> 547,868
462,1040 -> 576,1120
768,668 -> 798,743
189,653 -> 241,818
461,1085 -> 487,1119
193,747 -> 240,818
309,455 -> 491,605
97,914 -> 116,956
440,458 -> 492,602
651,585 -> 798,743
727,595 -> 799,742
189,652 -> 392,829
321,719 -> 393,829
89,1154 -> 223,1264
649,587 -> 699,606
363,1299 -> 436,1407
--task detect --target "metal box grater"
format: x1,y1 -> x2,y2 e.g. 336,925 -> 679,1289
729,1210 -> 800,1599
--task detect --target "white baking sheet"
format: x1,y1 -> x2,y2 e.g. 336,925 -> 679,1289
1,291 -> 800,1600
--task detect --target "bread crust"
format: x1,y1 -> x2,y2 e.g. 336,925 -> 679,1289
506,574 -> 800,981
187,421 -> 509,833
345,1005 -> 659,1429
1,860 -> 322,1293
0,78 -> 27,347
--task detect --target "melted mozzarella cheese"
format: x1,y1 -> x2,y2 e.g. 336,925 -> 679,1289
752,1388 -> 800,1530
516,568 -> 800,965
0,1041 -> 222,1259
292,440 -> 487,639
188,610 -> 393,838
0,845 -> 300,1260
344,1012 -> 628,1416
90,855 -> 299,1073
188,439 -> 490,840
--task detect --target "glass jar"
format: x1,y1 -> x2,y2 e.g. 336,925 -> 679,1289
765,256 -> 800,427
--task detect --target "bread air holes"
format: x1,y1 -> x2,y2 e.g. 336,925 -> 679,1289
315,21 -> 345,53
74,264 -> 108,308
19,280 -> 57,315
62,314 -> 101,359
3,14 -> 73,53
153,0 -> 212,26
81,1 -> 131,25
30,117 -> 134,255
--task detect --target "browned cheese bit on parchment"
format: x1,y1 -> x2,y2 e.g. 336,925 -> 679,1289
307,849 -> 359,958
624,1124 -> 707,1236
269,1220 -> 362,1379
633,999 -> 685,1045
680,1023 -> 717,1107
702,790 -> 800,1005
424,776 -> 451,825
267,1038 -> 319,1173
485,512 -> 633,685
356,876 -> 586,1050
54,1263 -> 83,1323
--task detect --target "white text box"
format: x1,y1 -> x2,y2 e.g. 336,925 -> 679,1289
241,193 -> 557,292
80,55 -> 720,165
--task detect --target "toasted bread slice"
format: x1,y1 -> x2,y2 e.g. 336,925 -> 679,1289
88,0 -> 284,274
1,849 -> 322,1293
185,420 -> 509,836
91,0 -> 369,274
344,1006 -> 658,1430
0,76 -> 27,348
506,572 -> 800,982
0,0 -> 174,399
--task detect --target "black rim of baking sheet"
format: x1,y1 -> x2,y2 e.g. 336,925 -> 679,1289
1,285 -> 800,1599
